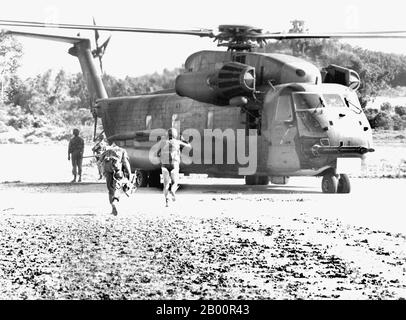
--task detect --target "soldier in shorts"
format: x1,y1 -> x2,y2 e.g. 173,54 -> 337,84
100,140 -> 132,215
157,128 -> 191,207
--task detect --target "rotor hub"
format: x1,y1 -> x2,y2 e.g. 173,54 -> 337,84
215,25 -> 266,51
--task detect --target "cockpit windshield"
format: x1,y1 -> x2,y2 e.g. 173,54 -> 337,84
323,94 -> 346,108
293,93 -> 321,110
293,93 -> 346,110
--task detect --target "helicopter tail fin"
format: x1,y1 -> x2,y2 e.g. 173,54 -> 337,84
3,30 -> 108,102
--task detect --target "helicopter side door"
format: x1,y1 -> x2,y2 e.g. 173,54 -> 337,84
267,93 -> 301,171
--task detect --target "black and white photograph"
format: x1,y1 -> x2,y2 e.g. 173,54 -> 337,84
1,0 -> 406,305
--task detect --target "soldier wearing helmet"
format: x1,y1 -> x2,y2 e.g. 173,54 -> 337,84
157,128 -> 191,207
68,128 -> 84,183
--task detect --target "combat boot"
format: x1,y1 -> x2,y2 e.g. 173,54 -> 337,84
78,175 -> 82,183
111,199 -> 119,216
111,204 -> 118,216
71,175 -> 77,183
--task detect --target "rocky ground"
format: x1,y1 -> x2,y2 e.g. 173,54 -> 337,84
0,178 -> 405,300
0,144 -> 406,300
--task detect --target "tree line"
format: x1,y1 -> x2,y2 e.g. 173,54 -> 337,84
2,22 -> 406,143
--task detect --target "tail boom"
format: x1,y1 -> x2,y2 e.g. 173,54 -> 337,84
3,29 -> 108,101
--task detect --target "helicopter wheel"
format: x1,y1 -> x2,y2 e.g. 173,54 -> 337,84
321,173 -> 338,193
245,175 -> 269,185
148,170 -> 163,189
258,176 -> 270,185
337,174 -> 351,194
245,175 -> 256,185
135,170 -> 148,188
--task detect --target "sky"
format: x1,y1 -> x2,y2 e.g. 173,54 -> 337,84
2,0 -> 406,79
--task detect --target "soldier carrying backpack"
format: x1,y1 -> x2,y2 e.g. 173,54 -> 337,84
100,140 -> 133,215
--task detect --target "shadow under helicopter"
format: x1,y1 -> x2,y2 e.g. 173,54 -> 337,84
1,181 -> 320,194
178,183 -> 319,194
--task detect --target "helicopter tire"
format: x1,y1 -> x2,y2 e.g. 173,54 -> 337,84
148,170 -> 163,189
245,175 -> 257,185
245,175 -> 269,185
337,174 -> 351,194
135,170 -> 148,188
321,173 -> 338,193
258,176 -> 270,185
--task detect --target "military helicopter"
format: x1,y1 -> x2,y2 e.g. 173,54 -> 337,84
1,19 -> 405,193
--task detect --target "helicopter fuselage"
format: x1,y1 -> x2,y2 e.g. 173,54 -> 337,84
96,79 -> 372,181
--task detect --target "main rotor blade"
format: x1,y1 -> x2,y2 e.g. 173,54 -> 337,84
0,19 -> 214,37
256,32 -> 406,40
3,19 -> 406,41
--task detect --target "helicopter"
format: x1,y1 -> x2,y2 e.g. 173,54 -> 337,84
1,20 -> 406,193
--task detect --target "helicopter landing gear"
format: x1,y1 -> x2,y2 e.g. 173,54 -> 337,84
135,170 -> 163,188
321,173 -> 338,193
148,170 -> 163,189
321,172 -> 351,194
245,175 -> 269,185
135,170 -> 148,188
337,174 -> 351,194
258,176 -> 270,185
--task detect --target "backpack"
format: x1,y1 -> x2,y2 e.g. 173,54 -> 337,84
102,148 -> 122,173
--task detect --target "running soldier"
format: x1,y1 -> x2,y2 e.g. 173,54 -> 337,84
157,128 -> 191,207
68,128 -> 84,183
100,140 -> 132,215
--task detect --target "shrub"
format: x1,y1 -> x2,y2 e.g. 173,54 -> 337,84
374,111 -> 393,129
394,105 -> 406,117
380,102 -> 393,112
364,108 -> 379,128
391,114 -> 405,130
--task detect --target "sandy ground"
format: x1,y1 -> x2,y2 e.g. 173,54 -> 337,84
0,144 -> 406,300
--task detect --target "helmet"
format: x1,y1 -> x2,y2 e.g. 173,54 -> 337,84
167,128 -> 178,139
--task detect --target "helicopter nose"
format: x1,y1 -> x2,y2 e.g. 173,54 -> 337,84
323,109 -> 373,151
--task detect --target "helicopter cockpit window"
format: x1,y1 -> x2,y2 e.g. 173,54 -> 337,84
294,93 -> 346,110
293,93 -> 321,110
275,95 -> 293,121
323,94 -> 346,108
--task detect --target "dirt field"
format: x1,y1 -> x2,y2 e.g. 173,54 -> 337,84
0,144 -> 406,300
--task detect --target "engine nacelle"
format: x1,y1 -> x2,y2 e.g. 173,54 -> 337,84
175,62 -> 255,106
322,64 -> 361,90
